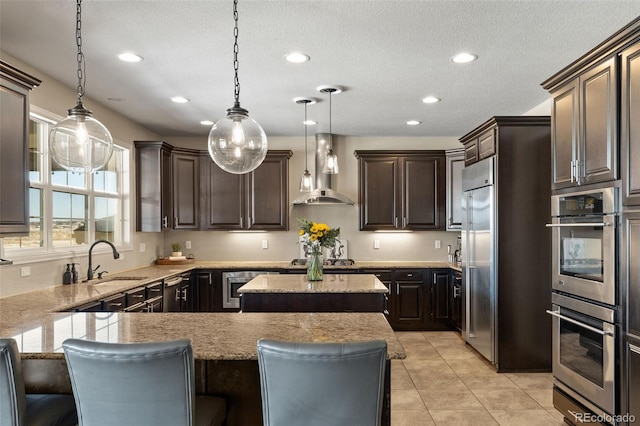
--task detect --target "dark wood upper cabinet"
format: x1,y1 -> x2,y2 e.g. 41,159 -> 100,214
201,150 -> 291,231
355,150 -> 445,231
171,149 -> 199,230
445,149 -> 464,230
0,60 -> 40,236
622,39 -> 640,206
135,141 -> 173,232
544,54 -> 619,189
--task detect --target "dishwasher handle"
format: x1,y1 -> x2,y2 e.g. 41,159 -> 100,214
165,276 -> 183,287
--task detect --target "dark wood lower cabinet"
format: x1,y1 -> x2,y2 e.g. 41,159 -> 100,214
431,269 -> 451,328
626,336 -> 640,423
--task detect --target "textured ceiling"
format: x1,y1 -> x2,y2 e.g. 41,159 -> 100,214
1,1 -> 640,139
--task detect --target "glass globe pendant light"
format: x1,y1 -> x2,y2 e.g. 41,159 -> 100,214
208,0 -> 267,174
317,85 -> 342,174
49,0 -> 113,174
295,97 -> 315,192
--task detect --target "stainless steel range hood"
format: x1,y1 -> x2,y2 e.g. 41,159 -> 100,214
292,133 -> 355,205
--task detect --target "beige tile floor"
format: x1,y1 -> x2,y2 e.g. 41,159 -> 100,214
391,331 -> 566,425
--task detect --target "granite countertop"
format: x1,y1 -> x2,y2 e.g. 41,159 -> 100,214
237,274 -> 389,294
0,262 -> 410,361
6,312 -> 404,361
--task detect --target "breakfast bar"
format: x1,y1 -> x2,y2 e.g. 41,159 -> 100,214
0,269 -> 404,425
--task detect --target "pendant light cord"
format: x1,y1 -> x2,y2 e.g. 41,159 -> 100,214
75,0 -> 86,102
233,0 -> 240,107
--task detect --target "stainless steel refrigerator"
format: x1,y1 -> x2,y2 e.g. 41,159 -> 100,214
461,157 -> 496,363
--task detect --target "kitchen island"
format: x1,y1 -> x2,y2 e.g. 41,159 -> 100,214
0,270 -> 404,426
238,273 -> 389,312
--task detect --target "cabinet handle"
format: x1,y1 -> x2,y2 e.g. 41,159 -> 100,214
149,288 -> 161,293
240,216 -> 243,228
108,302 -> 122,308
174,217 -> 178,227
162,216 -> 168,228
394,217 -> 398,227
453,286 -> 461,298
403,217 -> 406,228
570,160 -> 575,183
132,294 -> 144,298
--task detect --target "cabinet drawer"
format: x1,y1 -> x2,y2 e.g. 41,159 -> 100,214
102,293 -> 126,311
395,270 -> 423,281
125,287 -> 146,307
478,129 -> 496,160
145,281 -> 164,299
464,140 -> 478,166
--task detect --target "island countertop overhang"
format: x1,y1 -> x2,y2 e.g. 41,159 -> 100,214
237,273 -> 389,294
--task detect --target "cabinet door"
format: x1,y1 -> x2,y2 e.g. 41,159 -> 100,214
446,150 -> 465,230
247,153 -> 289,230
403,156 -> 445,230
551,80 -> 579,189
0,77 -> 30,234
628,339 -> 640,423
477,129 -> 496,160
201,156 -> 244,230
624,212 -> 640,336
172,152 -> 199,230
394,270 -> 426,329
464,139 -> 478,166
580,56 -> 618,185
359,156 -> 400,230
193,272 -> 214,312
135,141 -> 173,232
431,270 -> 450,323
622,41 -> 640,206
180,281 -> 195,312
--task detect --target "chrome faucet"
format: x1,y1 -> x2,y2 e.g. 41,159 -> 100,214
86,240 -> 120,281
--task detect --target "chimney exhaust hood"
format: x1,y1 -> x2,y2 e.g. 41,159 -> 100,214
291,133 -> 355,205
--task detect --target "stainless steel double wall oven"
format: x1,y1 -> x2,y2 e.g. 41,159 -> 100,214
547,186 -> 620,421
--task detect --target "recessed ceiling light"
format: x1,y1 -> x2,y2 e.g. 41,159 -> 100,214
284,52 -> 310,63
304,120 -> 317,126
171,96 -> 190,104
118,52 -> 143,63
406,120 -> 422,126
200,120 -> 214,126
421,96 -> 441,104
451,52 -> 477,64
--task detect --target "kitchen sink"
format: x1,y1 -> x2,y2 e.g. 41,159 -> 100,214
87,276 -> 148,283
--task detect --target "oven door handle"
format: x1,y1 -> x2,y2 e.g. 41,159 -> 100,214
545,222 -> 610,228
546,309 -> 614,336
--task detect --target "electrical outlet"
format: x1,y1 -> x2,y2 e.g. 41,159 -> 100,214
374,240 -> 380,249
262,239 -> 268,249
435,240 -> 441,249
139,243 -> 146,252
185,241 -> 192,249
20,266 -> 31,277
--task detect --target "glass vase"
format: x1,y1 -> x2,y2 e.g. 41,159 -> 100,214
307,252 -> 324,281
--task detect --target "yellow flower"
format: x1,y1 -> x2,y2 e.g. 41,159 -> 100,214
309,234 -> 318,241
299,229 -> 304,236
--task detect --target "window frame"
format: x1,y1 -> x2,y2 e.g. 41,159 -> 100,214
3,106 -> 132,264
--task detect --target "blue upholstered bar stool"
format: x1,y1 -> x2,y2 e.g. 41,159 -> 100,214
257,339 -> 387,426
0,338 -> 77,426
62,338 -> 226,426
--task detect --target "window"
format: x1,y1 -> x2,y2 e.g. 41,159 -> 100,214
3,111 -> 130,256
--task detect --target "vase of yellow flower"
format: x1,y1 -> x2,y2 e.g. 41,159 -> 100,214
298,218 -> 340,281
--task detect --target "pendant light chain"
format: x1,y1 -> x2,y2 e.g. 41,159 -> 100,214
75,0 -> 86,101
304,102 -> 309,170
233,0 -> 240,107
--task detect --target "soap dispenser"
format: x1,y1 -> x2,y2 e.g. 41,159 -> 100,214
71,263 -> 79,284
63,264 -> 72,285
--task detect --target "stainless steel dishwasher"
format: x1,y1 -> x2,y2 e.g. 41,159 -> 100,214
163,273 -> 189,312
